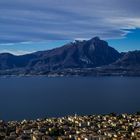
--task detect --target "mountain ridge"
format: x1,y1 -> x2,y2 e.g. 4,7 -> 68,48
0,37 -> 120,69
0,37 -> 139,76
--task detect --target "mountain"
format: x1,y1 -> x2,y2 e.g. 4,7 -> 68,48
27,37 -> 120,70
113,50 -> 140,67
0,53 -> 37,70
0,37 -> 139,76
0,37 -> 121,71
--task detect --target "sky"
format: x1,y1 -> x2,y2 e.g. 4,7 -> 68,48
0,0 -> 140,55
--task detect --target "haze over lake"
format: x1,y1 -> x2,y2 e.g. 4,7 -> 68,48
0,76 -> 140,121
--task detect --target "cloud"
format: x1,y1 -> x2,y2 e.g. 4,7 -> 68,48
0,49 -> 33,55
0,0 -> 140,43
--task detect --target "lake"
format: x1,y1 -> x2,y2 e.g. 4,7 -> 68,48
0,76 -> 140,121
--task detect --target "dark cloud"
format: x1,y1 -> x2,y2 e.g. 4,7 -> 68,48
0,0 -> 140,43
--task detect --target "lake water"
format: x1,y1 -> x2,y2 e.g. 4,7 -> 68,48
0,76 -> 140,121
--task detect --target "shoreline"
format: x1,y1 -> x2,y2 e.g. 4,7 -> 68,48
0,74 -> 140,78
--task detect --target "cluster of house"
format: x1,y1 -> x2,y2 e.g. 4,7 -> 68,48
1,113 -> 140,140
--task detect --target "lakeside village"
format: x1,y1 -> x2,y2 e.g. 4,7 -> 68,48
1,113 -> 140,140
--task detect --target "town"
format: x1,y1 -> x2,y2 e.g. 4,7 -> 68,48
1,113 -> 140,140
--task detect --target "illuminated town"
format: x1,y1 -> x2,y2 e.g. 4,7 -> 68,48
1,113 -> 140,140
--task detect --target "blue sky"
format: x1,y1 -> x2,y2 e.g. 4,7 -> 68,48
108,28 -> 140,52
0,40 -> 70,55
0,0 -> 140,55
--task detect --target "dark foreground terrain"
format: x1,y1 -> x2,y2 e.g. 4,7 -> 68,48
1,113 -> 140,140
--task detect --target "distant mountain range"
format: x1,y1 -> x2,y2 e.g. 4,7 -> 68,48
0,37 -> 140,76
